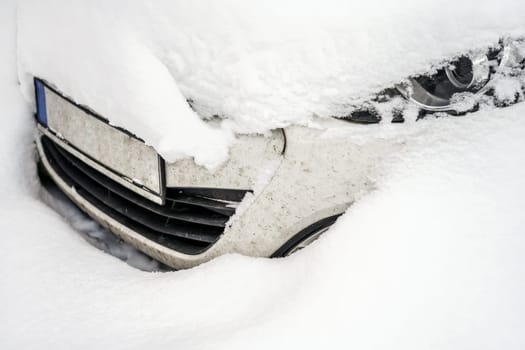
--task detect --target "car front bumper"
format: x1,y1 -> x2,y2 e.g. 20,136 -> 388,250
37,122 -> 400,269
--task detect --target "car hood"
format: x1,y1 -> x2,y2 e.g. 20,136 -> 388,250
18,0 -> 525,168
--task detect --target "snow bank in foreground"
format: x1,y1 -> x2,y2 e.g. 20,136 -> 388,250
40,183 -> 165,272
17,0 -> 525,166
3,99 -> 525,349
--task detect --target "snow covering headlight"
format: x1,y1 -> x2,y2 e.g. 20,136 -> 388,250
341,38 -> 525,124
397,52 -> 493,112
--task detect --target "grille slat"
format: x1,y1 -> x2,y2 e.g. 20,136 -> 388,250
169,187 -> 249,202
41,136 -> 249,255
166,194 -> 236,216
51,142 -> 229,228
75,186 -> 212,252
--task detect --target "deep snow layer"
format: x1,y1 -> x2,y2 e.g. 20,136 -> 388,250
17,0 -> 525,166
3,93 -> 525,349
3,1 -> 525,349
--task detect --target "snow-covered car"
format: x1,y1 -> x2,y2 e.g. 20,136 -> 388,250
34,38 -> 525,269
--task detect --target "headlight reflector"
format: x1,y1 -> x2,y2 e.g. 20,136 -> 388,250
397,52 -> 494,112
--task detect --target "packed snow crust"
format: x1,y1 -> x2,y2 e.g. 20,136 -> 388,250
17,0 -> 525,166
2,0 -> 525,349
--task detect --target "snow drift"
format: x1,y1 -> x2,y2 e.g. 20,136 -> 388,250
2,0 -> 525,349
17,0 -> 525,166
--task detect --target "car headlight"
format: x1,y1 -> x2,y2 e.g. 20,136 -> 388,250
341,37 -> 525,124
398,52 -> 493,112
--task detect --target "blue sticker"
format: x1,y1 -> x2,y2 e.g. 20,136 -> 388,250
35,79 -> 48,126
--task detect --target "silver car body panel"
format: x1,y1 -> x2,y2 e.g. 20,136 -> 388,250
165,129 -> 286,189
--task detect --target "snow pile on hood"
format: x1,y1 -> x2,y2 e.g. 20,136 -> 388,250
17,0 -> 525,167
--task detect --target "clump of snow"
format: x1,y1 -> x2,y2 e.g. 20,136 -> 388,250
493,76 -> 524,105
17,0 -> 525,166
450,92 -> 479,112
490,40 -> 525,106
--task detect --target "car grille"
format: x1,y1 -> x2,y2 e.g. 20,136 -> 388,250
41,136 -> 249,255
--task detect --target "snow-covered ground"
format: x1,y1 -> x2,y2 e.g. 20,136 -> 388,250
2,1 -> 525,349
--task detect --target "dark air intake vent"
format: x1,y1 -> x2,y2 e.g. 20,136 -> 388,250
41,136 -> 249,255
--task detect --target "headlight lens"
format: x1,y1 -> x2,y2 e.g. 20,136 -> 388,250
341,38 -> 525,124
397,51 -> 494,112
